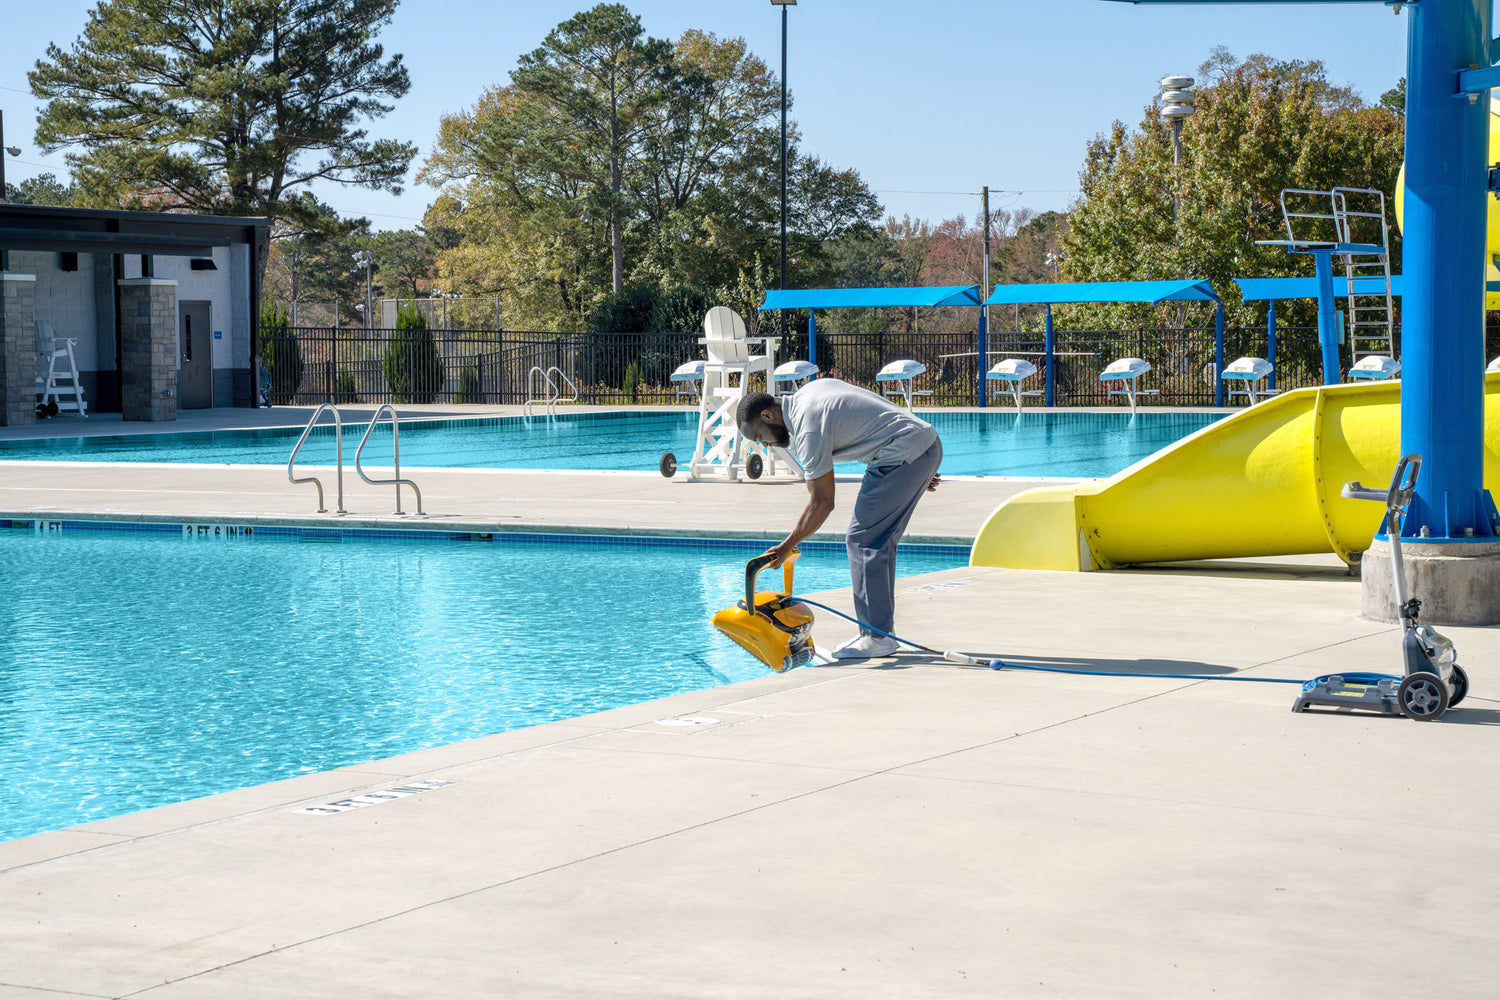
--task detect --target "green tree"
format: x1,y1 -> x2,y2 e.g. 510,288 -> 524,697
1064,48 -> 1404,334
370,229 -> 436,300
258,299 -> 304,399
263,191 -> 372,326
30,0 -> 417,277
511,3 -> 673,293
3,172 -> 74,206
382,300 -> 444,403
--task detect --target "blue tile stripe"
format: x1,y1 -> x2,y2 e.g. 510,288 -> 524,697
3,518 -> 971,559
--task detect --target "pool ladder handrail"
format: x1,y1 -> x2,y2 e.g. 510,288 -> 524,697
288,403 -> 345,514
523,365 -> 578,416
355,404 -> 423,515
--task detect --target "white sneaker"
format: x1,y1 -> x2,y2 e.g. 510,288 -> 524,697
830,633 -> 900,659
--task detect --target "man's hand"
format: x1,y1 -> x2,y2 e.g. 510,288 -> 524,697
927,472 -> 941,493
763,540 -> 798,569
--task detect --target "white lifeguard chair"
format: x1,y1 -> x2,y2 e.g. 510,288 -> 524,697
773,359 -> 818,396
1220,356 -> 1280,405
985,358 -> 1042,410
1100,357 -> 1157,411
670,359 -> 706,404
668,307 -> 797,481
876,359 -> 931,408
34,321 -> 88,418
1348,355 -> 1400,381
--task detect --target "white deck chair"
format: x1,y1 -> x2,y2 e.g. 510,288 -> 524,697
773,359 -> 818,396
1220,356 -> 1280,405
1100,357 -> 1158,411
684,307 -> 795,481
876,360 -> 932,408
986,358 -> 1042,410
1348,355 -> 1400,381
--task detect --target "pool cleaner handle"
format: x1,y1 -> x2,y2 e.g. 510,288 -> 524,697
744,548 -> 799,615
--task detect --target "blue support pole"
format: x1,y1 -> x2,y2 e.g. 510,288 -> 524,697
1399,0 -> 1497,538
1044,304 -> 1055,407
977,305 -> 988,406
1311,250 -> 1342,386
1267,299 -> 1277,391
807,311 -> 816,370
1214,299 -> 1225,407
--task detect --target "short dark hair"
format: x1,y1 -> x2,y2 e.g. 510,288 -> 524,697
736,391 -> 777,428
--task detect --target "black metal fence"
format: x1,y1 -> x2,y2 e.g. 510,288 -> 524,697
258,323 -> 1462,408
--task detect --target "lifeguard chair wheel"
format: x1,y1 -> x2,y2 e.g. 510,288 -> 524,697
746,454 -> 764,480
1449,664 -> 1469,707
46,400 -> 59,417
1397,672 -> 1449,721
659,452 -> 677,478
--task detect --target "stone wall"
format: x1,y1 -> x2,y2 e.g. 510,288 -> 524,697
118,277 -> 178,422
0,273 -> 38,427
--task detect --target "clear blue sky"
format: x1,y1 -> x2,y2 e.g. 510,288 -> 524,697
1,0 -> 1409,231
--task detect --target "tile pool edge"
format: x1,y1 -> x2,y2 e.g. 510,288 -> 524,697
0,512 -> 973,556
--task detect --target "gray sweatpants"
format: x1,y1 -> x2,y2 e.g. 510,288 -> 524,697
846,439 -> 943,635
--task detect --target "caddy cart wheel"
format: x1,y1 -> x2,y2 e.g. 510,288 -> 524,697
659,452 -> 677,478
746,453 -> 764,480
1397,672 -> 1450,721
1449,664 -> 1469,708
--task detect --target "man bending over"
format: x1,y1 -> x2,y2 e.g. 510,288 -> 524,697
736,378 -> 942,659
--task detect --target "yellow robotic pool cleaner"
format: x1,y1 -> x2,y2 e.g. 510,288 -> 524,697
713,550 -> 816,672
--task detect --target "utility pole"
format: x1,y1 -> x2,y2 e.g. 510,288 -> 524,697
980,186 -> 991,405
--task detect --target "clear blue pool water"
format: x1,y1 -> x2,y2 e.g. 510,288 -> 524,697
0,410 -> 1225,478
0,524 -> 967,843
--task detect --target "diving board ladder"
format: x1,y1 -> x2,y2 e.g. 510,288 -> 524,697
1278,187 -> 1396,368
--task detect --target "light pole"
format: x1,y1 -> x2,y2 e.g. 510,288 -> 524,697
352,250 -> 372,331
771,0 -> 795,346
1159,76 -> 1195,244
1,110 -> 23,271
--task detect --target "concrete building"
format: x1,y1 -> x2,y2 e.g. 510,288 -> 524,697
0,204 -> 270,425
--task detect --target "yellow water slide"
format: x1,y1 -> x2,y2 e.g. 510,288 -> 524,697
969,374 -> 1500,571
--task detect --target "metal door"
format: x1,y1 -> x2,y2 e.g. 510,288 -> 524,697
178,301 -> 213,409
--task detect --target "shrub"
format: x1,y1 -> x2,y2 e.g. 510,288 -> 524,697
335,373 -> 359,404
382,301 -> 445,403
456,365 -> 482,404
258,300 -> 303,400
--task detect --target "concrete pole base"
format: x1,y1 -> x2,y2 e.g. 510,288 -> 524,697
1359,537 -> 1500,625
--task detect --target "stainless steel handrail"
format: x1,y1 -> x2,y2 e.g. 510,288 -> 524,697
288,403 -> 345,513
354,403 -> 423,515
523,366 -> 557,417
546,366 -> 578,415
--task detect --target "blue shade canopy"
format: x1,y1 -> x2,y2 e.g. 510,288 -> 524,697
982,279 -> 1219,306
1236,276 -> 1405,301
760,286 -> 981,311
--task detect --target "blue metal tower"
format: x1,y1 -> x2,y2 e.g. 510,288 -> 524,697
1107,0 -> 1499,542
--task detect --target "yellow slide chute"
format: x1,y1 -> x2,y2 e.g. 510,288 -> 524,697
969,374 -> 1500,571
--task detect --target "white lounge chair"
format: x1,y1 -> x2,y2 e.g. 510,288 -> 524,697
986,358 -> 1042,410
1100,357 -> 1158,411
1220,356 -> 1280,406
1488,355 -> 1500,373
773,359 -> 818,396
876,359 -> 931,408
1348,356 -> 1400,381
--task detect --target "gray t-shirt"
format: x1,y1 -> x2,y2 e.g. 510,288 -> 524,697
781,378 -> 938,480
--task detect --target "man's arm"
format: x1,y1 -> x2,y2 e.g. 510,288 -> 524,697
765,471 -> 836,568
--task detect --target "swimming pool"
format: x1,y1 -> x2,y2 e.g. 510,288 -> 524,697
0,522 -> 967,843
0,410 -> 1225,478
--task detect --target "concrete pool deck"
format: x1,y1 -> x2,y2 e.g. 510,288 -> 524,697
1,405 -> 1497,999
